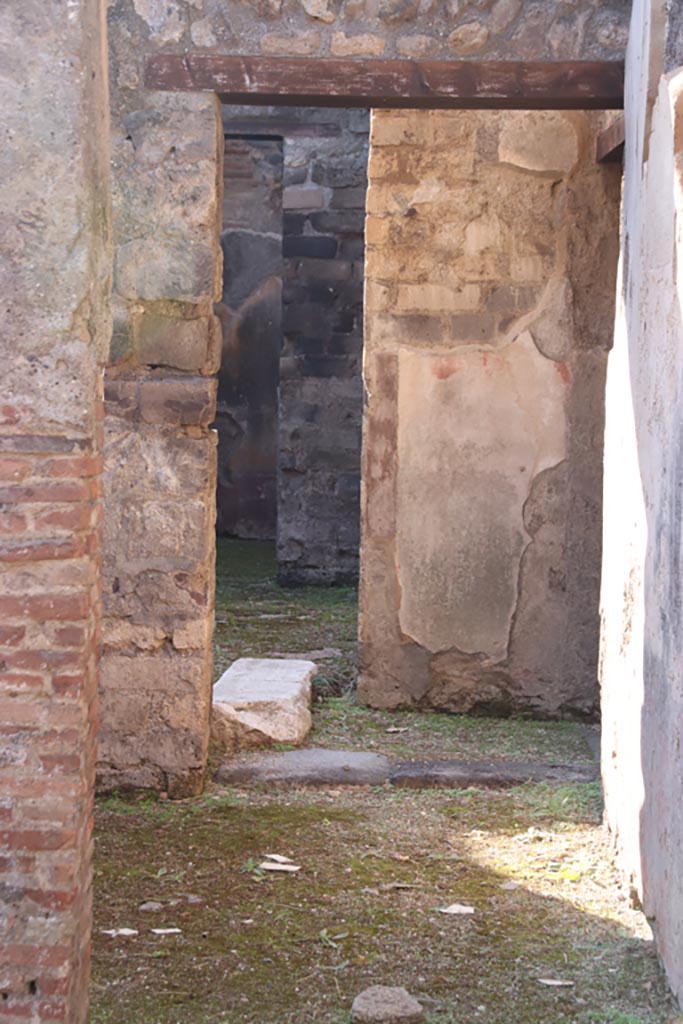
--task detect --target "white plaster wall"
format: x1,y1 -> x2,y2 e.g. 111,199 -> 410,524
600,0 -> 683,1001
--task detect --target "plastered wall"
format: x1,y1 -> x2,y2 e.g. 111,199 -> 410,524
359,108 -> 620,718
600,0 -> 683,1002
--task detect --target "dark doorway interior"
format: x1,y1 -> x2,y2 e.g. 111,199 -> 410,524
214,107 -> 369,585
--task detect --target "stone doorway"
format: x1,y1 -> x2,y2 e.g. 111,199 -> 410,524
215,106 -> 369,587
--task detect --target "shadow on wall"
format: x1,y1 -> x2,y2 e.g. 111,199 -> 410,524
601,59 -> 683,1004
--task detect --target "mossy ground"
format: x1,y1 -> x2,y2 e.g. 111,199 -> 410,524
90,539 -> 677,1023
91,784 -> 675,1024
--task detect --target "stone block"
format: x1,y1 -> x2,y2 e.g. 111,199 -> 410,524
330,31 -> 386,56
211,658 -> 315,753
134,314 -> 212,371
283,235 -> 338,259
138,377 -> 217,426
282,185 -> 329,211
115,240 -> 216,303
498,112 -> 578,176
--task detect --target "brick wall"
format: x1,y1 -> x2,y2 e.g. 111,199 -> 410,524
1,0 -> 112,1019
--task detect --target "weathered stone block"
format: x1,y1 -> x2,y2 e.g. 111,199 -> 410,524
211,658 -> 315,753
134,313 -> 215,371
115,240 -> 216,303
138,377 -> 217,426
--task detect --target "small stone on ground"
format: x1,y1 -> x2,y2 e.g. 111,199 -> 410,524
351,985 -> 424,1023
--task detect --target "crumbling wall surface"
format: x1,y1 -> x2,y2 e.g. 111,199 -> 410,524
216,135 -> 283,540
359,109 -> 620,718
600,0 -> 683,1002
102,0 -> 223,796
120,0 -> 628,61
0,0 -> 111,1020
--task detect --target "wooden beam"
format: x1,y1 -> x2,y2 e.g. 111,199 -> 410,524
596,113 -> 625,162
145,55 -> 624,110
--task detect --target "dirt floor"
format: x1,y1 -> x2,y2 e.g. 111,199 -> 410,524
89,540 -> 679,1024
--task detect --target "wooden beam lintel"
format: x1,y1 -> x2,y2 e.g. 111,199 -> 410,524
145,55 -> 625,111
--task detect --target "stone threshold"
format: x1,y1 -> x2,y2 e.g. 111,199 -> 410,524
215,747 -> 599,790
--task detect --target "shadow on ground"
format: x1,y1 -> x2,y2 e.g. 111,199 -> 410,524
90,781 -> 676,1024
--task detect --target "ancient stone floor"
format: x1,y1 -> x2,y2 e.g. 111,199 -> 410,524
89,541 -> 678,1023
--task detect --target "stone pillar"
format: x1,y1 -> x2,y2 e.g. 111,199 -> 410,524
101,1 -> 223,796
0,1 -> 111,1020
359,109 -> 620,718
600,0 -> 683,1002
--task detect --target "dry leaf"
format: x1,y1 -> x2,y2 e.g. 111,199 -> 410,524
259,861 -> 301,873
264,854 -> 294,864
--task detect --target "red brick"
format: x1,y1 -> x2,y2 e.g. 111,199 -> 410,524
38,755 -> 82,774
2,651 -> 85,672
0,829 -> 77,852
0,482 -> 91,504
53,626 -> 86,647
0,595 -> 89,622
33,506 -> 93,532
0,626 -> 25,647
3,945 -> 72,969
0,512 -> 28,536
44,456 -> 101,479
0,538 -> 86,564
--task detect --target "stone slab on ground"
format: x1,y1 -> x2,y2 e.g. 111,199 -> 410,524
215,747 -> 392,787
211,658 -> 315,754
351,986 -> 424,1023
215,748 -> 598,788
389,759 -> 599,789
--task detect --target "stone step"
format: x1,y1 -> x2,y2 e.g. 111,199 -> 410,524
215,747 -> 599,789
211,658 -> 316,755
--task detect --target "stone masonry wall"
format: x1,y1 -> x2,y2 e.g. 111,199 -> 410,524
359,108 -> 620,718
216,135 -> 283,540
0,0 -> 111,1020
278,109 -> 368,584
102,0 -> 223,796
117,0 -> 628,63
218,106 -> 368,583
600,0 -> 683,1002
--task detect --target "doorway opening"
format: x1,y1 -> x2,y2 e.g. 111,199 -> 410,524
212,104 -> 368,701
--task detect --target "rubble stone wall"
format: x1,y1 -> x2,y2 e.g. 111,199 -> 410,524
0,0 -> 112,1019
600,0 -> 683,1002
116,0 -> 628,63
359,108 -> 621,718
102,1 -> 223,796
